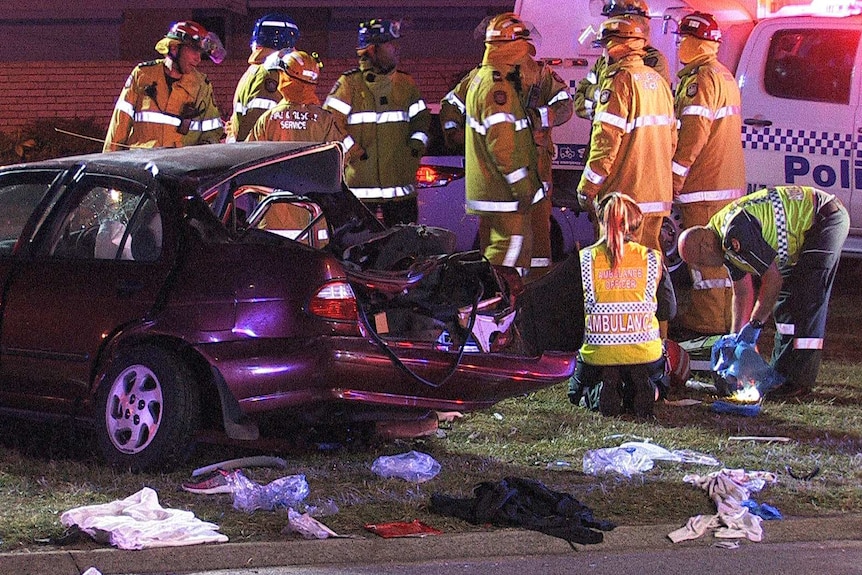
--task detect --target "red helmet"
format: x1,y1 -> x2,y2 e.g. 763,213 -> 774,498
164,21 -> 227,63
677,12 -> 722,42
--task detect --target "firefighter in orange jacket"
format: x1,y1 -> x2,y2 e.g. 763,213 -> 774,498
465,13 -> 544,274
569,193 -> 676,417
228,13 -> 300,143
573,0 -> 671,122
671,12 -> 746,336
577,16 -> 676,253
444,13 -> 572,277
324,19 -> 430,227
247,50 -> 345,144
104,21 -> 225,152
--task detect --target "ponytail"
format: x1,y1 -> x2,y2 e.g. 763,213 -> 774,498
597,192 -> 643,269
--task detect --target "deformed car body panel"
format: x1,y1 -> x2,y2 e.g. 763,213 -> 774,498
0,142 -> 578,470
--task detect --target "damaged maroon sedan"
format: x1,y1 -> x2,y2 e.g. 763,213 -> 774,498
0,142 -> 580,471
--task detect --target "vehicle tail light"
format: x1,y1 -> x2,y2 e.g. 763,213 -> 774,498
415,164 -> 464,188
309,281 -> 358,321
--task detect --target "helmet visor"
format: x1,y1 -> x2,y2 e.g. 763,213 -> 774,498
202,32 -> 226,64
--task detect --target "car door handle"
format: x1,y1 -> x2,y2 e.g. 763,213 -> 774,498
744,118 -> 773,127
117,279 -> 144,298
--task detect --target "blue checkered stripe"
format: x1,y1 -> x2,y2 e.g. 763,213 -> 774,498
580,249 -> 660,346
767,188 -> 790,267
742,126 -> 853,157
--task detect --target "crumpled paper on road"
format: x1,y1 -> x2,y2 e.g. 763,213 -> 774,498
61,487 -> 228,550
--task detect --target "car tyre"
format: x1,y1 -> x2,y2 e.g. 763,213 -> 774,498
96,345 -> 200,472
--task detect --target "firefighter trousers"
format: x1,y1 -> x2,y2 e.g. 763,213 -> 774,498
771,198 -> 849,393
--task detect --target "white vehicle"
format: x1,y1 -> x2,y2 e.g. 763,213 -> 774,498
515,0 -> 862,256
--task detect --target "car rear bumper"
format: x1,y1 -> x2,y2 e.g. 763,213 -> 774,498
195,336 -> 575,415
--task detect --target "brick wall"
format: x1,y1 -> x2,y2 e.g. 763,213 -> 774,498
0,57 -> 479,136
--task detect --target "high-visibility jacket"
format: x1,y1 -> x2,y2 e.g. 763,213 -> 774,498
104,60 -> 223,152
465,64 -> 543,215
709,186 -> 823,274
246,102 -> 345,143
574,45 -> 671,120
578,53 -> 676,216
229,50 -> 282,143
443,62 -> 572,187
579,241 -> 663,366
324,67 -> 430,201
672,54 -> 745,203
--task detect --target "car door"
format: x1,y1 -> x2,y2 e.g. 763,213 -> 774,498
0,171 -> 173,408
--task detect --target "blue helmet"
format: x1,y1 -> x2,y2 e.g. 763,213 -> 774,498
251,13 -> 300,50
357,19 -> 401,50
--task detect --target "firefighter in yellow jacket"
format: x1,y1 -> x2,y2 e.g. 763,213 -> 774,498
324,19 -> 430,227
569,193 -> 675,417
228,13 -> 300,143
247,50 -> 345,144
442,14 -> 572,277
577,16 -> 676,253
104,21 -> 225,152
573,0 -> 671,122
671,12 -> 746,336
465,13 -> 544,274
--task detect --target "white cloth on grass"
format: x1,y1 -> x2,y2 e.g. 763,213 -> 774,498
61,487 -> 228,550
668,468 -> 776,543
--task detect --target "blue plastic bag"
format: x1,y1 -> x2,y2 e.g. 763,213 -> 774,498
710,335 -> 785,397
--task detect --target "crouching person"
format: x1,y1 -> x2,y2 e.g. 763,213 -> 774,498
568,193 -> 676,417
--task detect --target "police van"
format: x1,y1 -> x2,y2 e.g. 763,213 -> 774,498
515,0 -> 862,256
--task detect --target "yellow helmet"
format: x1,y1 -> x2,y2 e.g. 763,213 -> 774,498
274,49 -> 322,84
593,16 -> 648,46
484,12 -> 532,43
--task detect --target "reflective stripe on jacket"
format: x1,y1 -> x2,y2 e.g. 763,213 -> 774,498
578,53 -> 676,215
104,60 -> 223,151
465,64 -> 543,214
229,57 -> 282,142
324,68 -> 430,201
672,55 -> 745,203
579,242 -> 663,366
709,185 -> 820,271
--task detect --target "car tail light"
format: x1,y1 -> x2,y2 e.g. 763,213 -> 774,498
309,281 -> 358,321
415,164 -> 464,188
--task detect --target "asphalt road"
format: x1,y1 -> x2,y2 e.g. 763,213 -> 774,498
184,541 -> 862,575
4,514 -> 860,575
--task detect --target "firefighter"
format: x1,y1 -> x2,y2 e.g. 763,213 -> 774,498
576,16 -> 676,253
441,13 -> 573,278
323,19 -> 430,227
228,13 -> 300,143
246,50 -> 345,144
568,193 -> 676,417
465,13 -> 544,275
671,12 -> 746,337
678,186 -> 849,399
573,0 -> 671,122
103,21 -> 225,151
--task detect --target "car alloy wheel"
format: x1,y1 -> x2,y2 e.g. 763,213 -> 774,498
97,345 -> 200,471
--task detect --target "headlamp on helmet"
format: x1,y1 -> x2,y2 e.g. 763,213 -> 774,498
357,19 -> 401,50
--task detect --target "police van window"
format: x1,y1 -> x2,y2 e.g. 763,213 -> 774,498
765,28 -> 859,104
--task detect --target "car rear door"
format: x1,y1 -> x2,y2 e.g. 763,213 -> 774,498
0,171 -> 174,408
